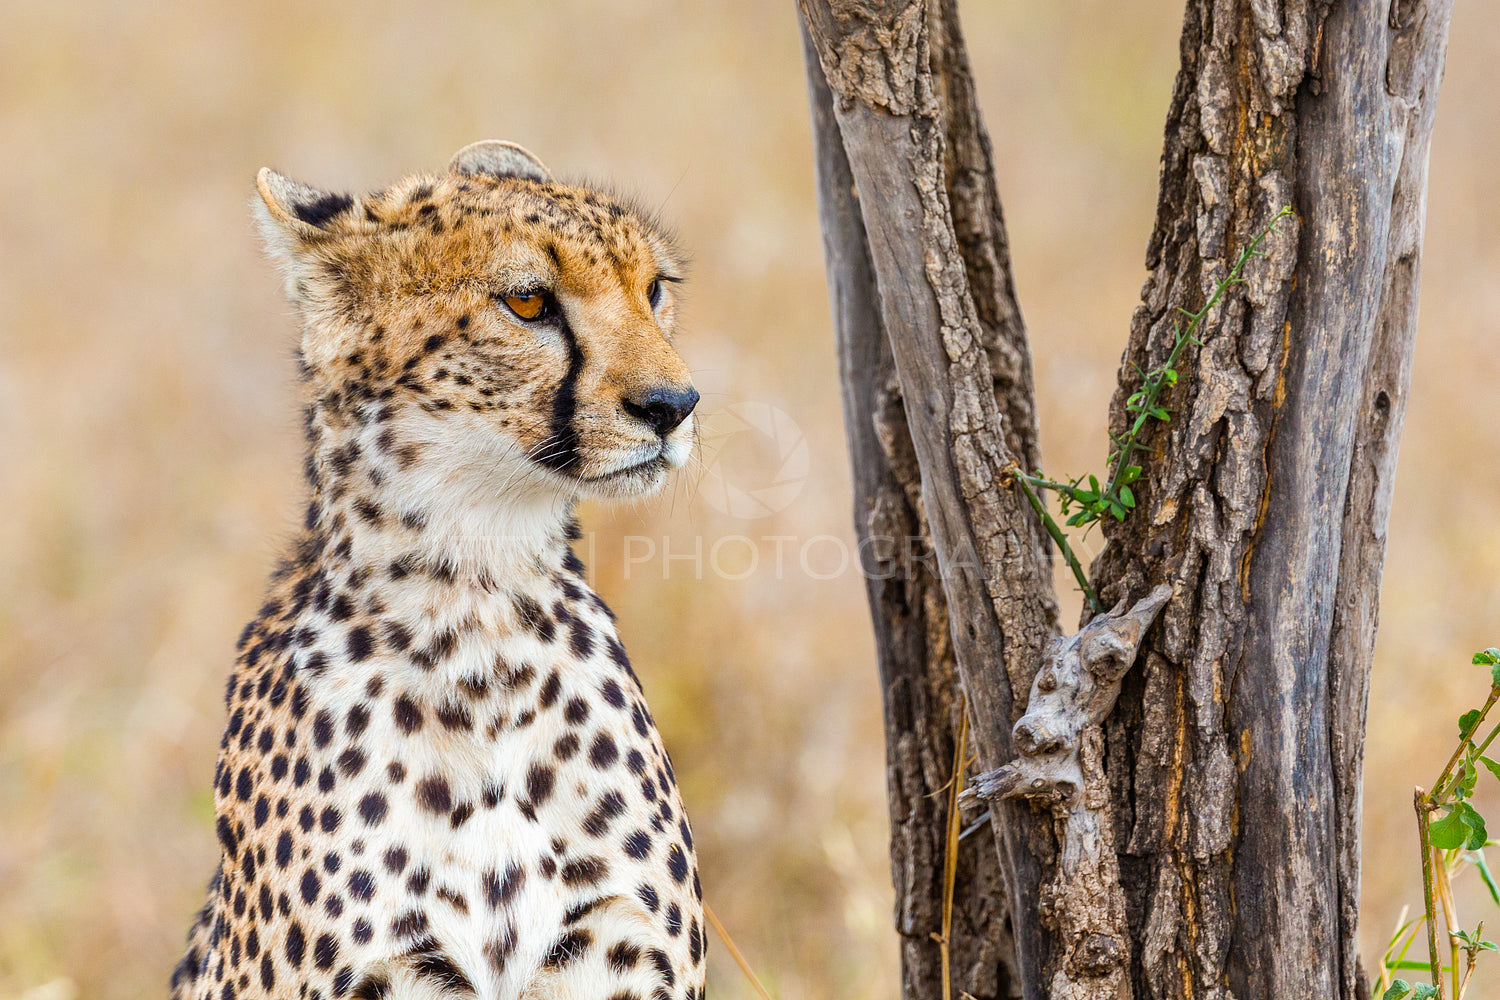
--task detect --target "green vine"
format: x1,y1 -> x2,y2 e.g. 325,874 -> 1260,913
1008,206 -> 1294,616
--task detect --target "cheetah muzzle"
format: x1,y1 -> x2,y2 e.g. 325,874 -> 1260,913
169,141 -> 707,1000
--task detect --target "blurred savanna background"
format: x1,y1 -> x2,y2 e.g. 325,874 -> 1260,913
1,1 -> 1497,997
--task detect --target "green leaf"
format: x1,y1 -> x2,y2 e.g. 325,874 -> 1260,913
1109,502 -> 1127,521
1474,648 -> 1500,666
1431,804 -> 1474,849
1460,760 -> 1479,799
1380,980 -> 1413,1000
1088,475 -> 1100,493
1149,405 -> 1171,421
1413,985 -> 1439,1000
1468,806 -> 1489,850
1462,709 -> 1483,738
1120,485 -> 1136,508
1120,465 -> 1143,486
1481,756 -> 1500,786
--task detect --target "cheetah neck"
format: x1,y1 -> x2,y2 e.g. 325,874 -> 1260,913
296,393 -> 585,613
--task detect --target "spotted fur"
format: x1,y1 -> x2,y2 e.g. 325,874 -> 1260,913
170,142 -> 705,1000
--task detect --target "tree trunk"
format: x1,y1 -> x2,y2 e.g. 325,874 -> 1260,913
800,0 -> 1454,998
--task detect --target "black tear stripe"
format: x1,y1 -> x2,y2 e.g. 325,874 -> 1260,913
538,313 -> 585,474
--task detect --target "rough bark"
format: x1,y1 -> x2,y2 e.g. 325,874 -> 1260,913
799,2 -> 1060,997
1090,1 -> 1454,998
801,0 -> 1453,997
804,23 -> 1021,999
968,585 -> 1173,1000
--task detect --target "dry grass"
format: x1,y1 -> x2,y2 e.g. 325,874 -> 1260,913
0,2 -> 1495,998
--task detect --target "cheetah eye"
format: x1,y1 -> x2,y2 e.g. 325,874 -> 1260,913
501,290 -> 550,322
647,278 -> 663,309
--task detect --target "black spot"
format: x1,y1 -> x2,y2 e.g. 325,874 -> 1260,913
544,929 -> 592,968
385,621 -> 412,650
313,710 -> 334,748
348,870 -> 375,901
538,670 -> 562,708
313,932 -> 339,970
626,749 -> 647,775
346,626 -> 375,661
560,856 -> 608,886
391,909 -> 428,939
300,868 -> 321,905
346,704 -> 371,737
623,831 -> 652,859
602,679 -> 626,708
285,923 -> 306,966
525,763 -> 555,805
569,619 -> 595,658
359,793 -> 388,825
393,695 -> 423,733
436,701 -> 472,732
515,595 -> 555,642
382,847 -> 408,874
338,747 -> 366,777
637,884 -> 660,912
416,776 -> 452,814
607,941 -> 642,973
292,192 -> 354,227
588,732 -> 619,768
582,791 -> 628,838
564,696 -> 590,725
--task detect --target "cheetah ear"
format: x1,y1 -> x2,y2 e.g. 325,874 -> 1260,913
255,167 -> 359,240
448,140 -> 552,183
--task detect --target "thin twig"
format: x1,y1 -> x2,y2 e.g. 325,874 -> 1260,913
935,702 -> 969,1000
1010,468 -> 1100,615
1458,920 -> 1483,999
1433,685 -> 1500,801
704,902 -> 774,1000
1417,786 -> 1448,1000
1435,850 -> 1461,997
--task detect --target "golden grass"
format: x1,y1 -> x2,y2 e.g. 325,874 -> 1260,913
0,2 -> 1496,998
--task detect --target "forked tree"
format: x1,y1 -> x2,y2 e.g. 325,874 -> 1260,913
797,1 -> 1454,998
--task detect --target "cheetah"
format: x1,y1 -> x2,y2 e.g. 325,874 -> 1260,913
170,141 -> 707,1000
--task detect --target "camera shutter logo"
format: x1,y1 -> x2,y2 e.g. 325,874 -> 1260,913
696,402 -> 808,519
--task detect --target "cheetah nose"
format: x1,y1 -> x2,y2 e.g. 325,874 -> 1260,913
623,385 -> 699,437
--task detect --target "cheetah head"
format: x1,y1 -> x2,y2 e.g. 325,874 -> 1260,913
254,141 -> 698,516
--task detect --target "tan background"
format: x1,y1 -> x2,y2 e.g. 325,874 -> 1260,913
1,2 -> 1497,997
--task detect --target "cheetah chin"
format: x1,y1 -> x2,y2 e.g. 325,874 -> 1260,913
170,141 -> 708,1000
